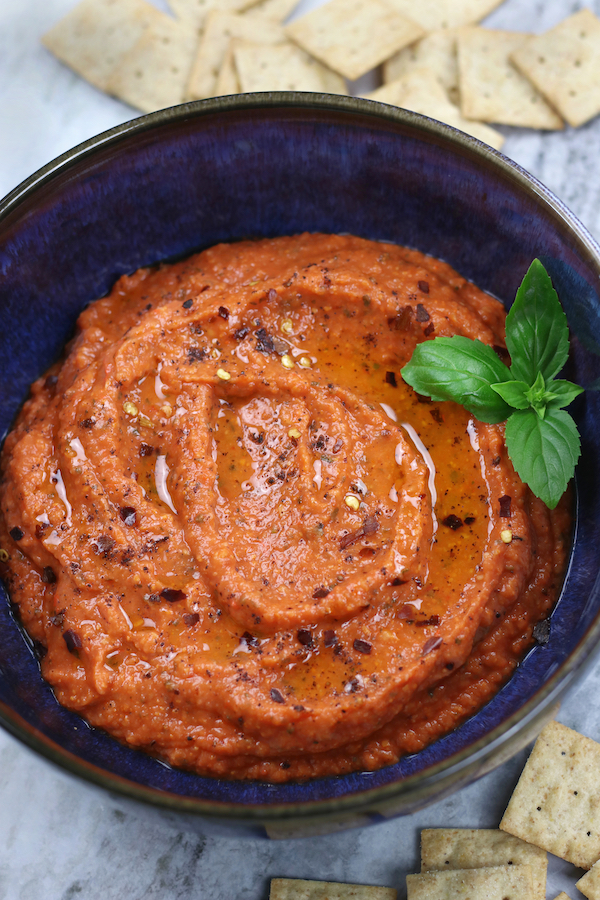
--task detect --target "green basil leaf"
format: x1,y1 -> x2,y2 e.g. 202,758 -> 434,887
401,335 -> 512,423
506,259 -> 569,385
490,380 -> 530,409
505,407 -> 580,508
544,379 -> 585,409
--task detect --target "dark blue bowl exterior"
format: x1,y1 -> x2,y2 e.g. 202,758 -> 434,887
2,96 -> 600,832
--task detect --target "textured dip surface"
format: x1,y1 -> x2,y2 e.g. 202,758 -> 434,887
0,234 -> 570,781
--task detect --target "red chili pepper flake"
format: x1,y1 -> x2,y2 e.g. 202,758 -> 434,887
345,677 -> 362,693
415,303 -> 430,322
397,604 -> 415,619
218,306 -> 229,319
332,438 -> 344,453
119,506 -> 137,526
385,371 -> 397,387
93,535 -> 116,557
267,288 -> 279,302
430,408 -> 444,425
422,636 -> 443,656
493,344 -> 510,362
423,322 -> 435,337
415,615 -> 441,627
339,515 -> 380,550
388,306 -> 414,331
255,328 -> 275,354
323,630 -> 338,647
182,298 -> 193,309
442,514 -> 463,530
445,661 -> 454,670
363,515 -> 379,535
270,688 -> 285,703
63,629 -> 82,655
418,280 -> 430,293
297,628 -> 313,646
9,527 -> 23,542
392,576 -> 408,586
183,612 -> 200,626
492,456 -> 501,466
79,417 -> 95,429
188,347 -> 207,361
42,566 -> 57,584
234,325 -> 250,341
280,761 -> 291,769
139,443 -> 155,457
499,495 -> 512,518
45,374 -> 58,390
160,588 -> 187,603
464,516 -> 476,525
241,631 -> 259,648
353,638 -> 372,654
312,586 -> 330,599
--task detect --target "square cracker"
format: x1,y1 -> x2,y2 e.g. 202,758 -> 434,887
406,864 -> 533,899
421,828 -> 547,900
167,0 -> 259,33
106,17 -> 198,113
383,29 -> 460,105
233,39 -> 347,94
41,0 -> 165,91
186,11 -> 283,100
458,27 -> 563,129
270,879 -> 396,899
385,0 -> 504,31
578,860 -> 600,900
500,719 -> 600,869
510,9 -> 600,128
366,67 -> 504,151
285,0 -> 424,82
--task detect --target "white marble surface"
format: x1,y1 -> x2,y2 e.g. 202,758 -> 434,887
2,0 -> 600,898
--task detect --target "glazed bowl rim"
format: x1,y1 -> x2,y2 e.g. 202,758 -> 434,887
1,91 -> 600,823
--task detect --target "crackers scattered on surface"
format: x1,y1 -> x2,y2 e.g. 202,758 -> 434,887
105,15 -> 198,113
269,879 -> 396,899
367,66 -> 504,149
284,0 -> 424,82
457,27 -> 563,130
578,859 -> 600,900
233,39 -> 346,93
40,0 -> 600,140
511,8 -> 600,128
406,864 -> 534,899
383,0 -> 505,32
500,720 -> 600,870
186,11 -> 284,101
420,827 -> 547,899
383,28 -> 460,106
41,0 -> 166,92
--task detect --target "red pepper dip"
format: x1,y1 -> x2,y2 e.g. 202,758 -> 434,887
0,234 -> 571,781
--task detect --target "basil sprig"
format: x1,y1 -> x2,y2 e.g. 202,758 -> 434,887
401,259 -> 584,509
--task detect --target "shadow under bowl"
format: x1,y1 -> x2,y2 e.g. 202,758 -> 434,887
2,93 -> 600,839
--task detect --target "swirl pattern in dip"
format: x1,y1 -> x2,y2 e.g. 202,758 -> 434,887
0,234 -> 570,781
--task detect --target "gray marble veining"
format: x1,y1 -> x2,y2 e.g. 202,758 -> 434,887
1,0 -> 600,898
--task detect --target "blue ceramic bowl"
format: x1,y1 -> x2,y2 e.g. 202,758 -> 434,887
2,94 -> 600,838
